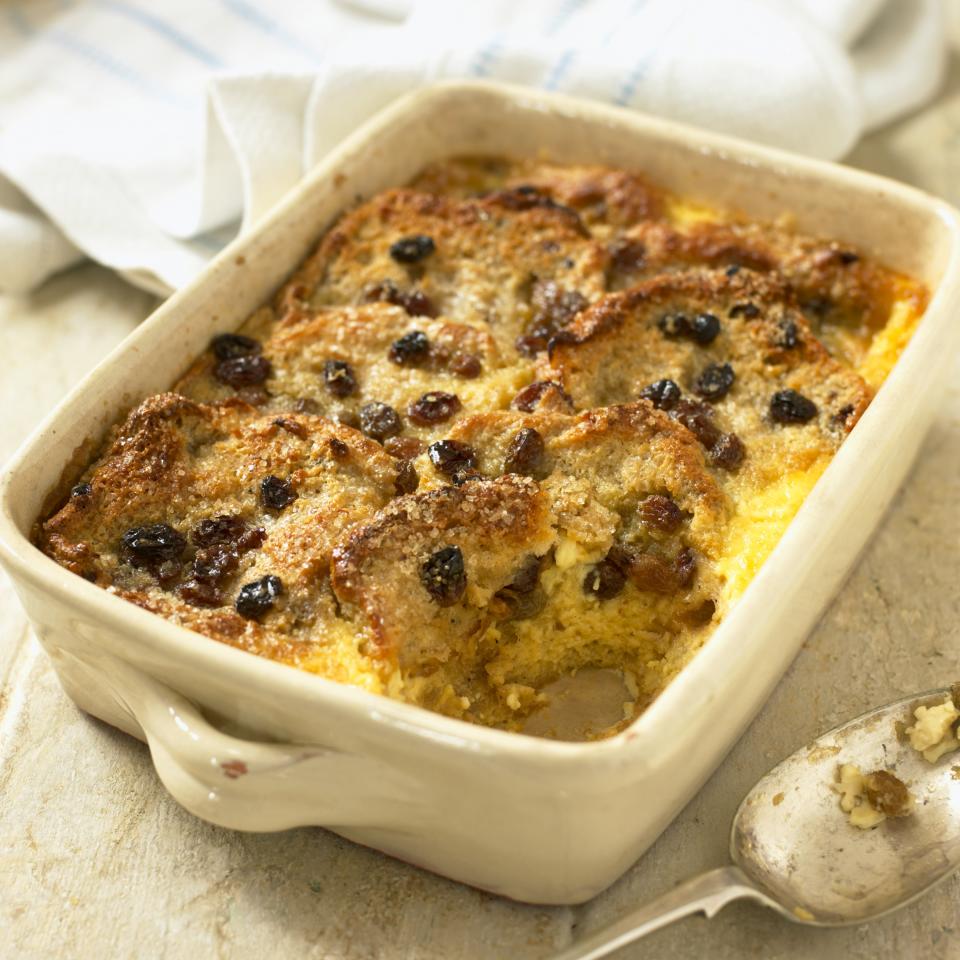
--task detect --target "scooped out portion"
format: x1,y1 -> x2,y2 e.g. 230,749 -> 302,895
37,155 -> 926,737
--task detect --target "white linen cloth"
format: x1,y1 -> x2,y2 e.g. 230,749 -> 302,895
0,0 -> 946,297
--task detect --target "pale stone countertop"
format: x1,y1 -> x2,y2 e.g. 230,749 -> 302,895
2,45 -> 959,960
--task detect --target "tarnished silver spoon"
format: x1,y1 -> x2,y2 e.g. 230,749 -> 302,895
553,686 -> 960,960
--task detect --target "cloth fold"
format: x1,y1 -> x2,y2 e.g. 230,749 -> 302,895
0,0 -> 946,297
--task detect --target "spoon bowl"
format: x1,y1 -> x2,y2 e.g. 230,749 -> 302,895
553,685 -> 960,960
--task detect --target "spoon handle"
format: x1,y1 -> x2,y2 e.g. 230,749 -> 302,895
552,865 -> 774,960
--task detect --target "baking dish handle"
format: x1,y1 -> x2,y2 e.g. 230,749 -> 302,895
57,648 -> 420,832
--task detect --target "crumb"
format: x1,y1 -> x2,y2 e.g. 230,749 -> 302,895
833,763 -> 913,829
772,792 -> 784,806
906,695 -> 960,762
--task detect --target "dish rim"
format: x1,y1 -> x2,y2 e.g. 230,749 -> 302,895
2,79 -> 959,767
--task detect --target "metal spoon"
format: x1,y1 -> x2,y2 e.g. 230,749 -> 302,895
553,685 -> 960,960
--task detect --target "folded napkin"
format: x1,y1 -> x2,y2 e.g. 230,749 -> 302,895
0,0 -> 946,297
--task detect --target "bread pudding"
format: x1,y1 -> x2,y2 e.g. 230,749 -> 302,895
37,156 -> 928,736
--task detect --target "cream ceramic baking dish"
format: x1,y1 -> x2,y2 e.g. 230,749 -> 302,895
1,82 -> 958,907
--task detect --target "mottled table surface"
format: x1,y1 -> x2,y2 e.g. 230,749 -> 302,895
3,49 -> 959,960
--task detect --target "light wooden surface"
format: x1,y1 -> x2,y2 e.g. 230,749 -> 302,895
2,47 -> 959,960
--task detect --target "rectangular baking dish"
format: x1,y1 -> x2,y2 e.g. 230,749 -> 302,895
1,81 -> 958,906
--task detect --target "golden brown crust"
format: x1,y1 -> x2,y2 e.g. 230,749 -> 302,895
543,269 -> 873,487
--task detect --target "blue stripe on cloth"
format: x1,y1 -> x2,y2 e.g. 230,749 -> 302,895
44,25 -> 190,107
94,0 -> 225,68
544,0 -> 588,36
469,35 -> 503,78
543,49 -> 575,91
613,48 -> 656,106
219,0 -> 322,64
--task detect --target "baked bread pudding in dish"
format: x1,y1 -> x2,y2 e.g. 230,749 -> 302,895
37,156 -> 928,736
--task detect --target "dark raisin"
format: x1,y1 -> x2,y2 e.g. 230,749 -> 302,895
272,417 -> 308,438
383,436 -> 425,459
531,281 -> 588,332
694,362 -> 735,402
451,472 -> 482,487
179,579 -> 224,608
729,302 -> 760,319
624,553 -> 678,594
709,433 -> 746,470
449,352 -> 482,378
237,527 -> 266,552
192,514 -> 246,548
155,560 -> 181,588
770,389 -> 818,424
838,250 -> 860,265
121,523 -> 186,566
260,475 -> 297,511
583,556 -> 627,600
235,575 -> 283,619
640,379 -> 682,411
428,440 -> 477,479
420,546 -> 466,606
191,542 -> 239,581
725,265 -> 741,277
211,333 -> 260,361
831,404 -> 855,427
506,555 -> 542,595
71,482 -> 92,498
776,319 -> 799,349
657,313 -> 692,338
690,313 -> 721,345
408,391 -> 461,426
215,354 -> 272,387
388,330 -> 430,366
363,280 -> 436,317
323,359 -> 357,397
495,556 -> 547,621
394,460 -> 419,495
389,235 -> 435,264
609,238 -> 646,272
515,331 -> 551,357
670,398 -> 721,448
237,386 -> 270,407
511,380 -> 572,413
800,296 -> 831,319
674,547 -> 697,588
328,437 -> 350,459
503,428 -> 546,478
862,770 -> 910,817
359,401 -> 402,441
638,495 -> 683,533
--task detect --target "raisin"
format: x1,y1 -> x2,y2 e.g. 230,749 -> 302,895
862,770 -> 911,817
359,401 -> 402,441
155,561 -> 181,588
625,553 -> 678,594
583,556 -> 627,600
237,387 -> 270,407
215,354 -> 272,387
495,556 -> 547,621
690,313 -> 720,344
328,437 -> 350,459
694,362 -> 735,402
428,440 -> 477,479
531,281 -> 588,331
273,417 -> 308,438
831,404 -> 855,427
515,332 -> 550,357
121,523 -> 186,566
609,238 -> 646,272
674,548 -> 697,588
389,235 -> 435,264
408,391 -> 461,426
192,514 -> 246,548
192,543 -> 239,585
725,265 -> 741,277
776,319 -> 799,349
394,460 -> 419,495
638,495 -> 683,533
511,380 -> 572,413
71,482 -> 92,498
237,528 -> 266,552
770,389 -> 818,424
640,379 -> 682,411
657,313 -> 692,338
388,330 -> 430,366
838,250 -> 860,265
235,575 -> 283,619
503,428 -> 546,478
420,545 -> 466,606
211,333 -> 260,361
323,359 -> 357,398
709,433 -> 746,470
451,472 -> 482,487
801,296 -> 831,318
670,398 -> 721,448
449,352 -> 482,378
383,436 -> 425,459
729,302 -> 760,319
260,475 -> 297,511
179,579 -> 223,608
363,280 -> 436,317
